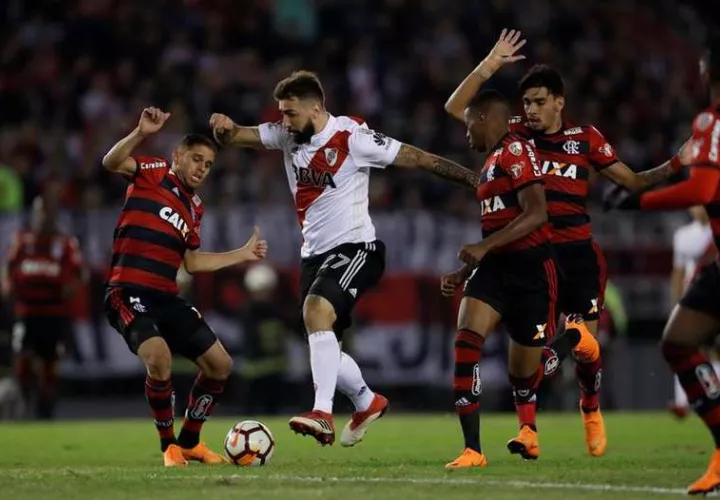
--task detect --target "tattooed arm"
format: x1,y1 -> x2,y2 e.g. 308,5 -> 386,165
209,113 -> 266,149
392,143 -> 481,189
601,160 -> 681,192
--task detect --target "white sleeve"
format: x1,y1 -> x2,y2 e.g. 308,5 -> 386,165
673,230 -> 690,269
258,122 -> 291,151
348,127 -> 402,169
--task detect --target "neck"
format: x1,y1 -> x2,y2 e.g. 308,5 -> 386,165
313,111 -> 330,135
485,126 -> 508,151
545,114 -> 563,135
170,166 -> 191,190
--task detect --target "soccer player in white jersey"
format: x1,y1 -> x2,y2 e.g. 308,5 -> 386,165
210,71 -> 479,446
669,206 -> 718,419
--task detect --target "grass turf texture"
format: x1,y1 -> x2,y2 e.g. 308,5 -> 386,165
0,412 -> 710,499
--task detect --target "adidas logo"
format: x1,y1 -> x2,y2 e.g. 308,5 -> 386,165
348,288 -> 357,298
455,397 -> 472,407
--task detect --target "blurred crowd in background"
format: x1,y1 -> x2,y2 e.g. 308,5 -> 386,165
0,0 -> 710,218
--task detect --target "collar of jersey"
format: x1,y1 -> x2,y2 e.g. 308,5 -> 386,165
307,114 -> 338,147
168,170 -> 195,195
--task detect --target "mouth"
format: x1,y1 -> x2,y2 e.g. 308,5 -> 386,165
191,173 -> 203,183
527,117 -> 541,127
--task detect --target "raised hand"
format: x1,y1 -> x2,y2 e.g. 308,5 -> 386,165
480,28 -> 527,76
138,107 -> 170,136
243,226 -> 268,261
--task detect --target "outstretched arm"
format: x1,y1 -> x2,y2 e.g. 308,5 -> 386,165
209,113 -> 265,149
445,29 -> 526,122
601,158 -> 684,192
392,143 -> 481,189
183,227 -> 268,274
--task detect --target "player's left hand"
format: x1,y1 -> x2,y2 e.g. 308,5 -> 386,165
458,242 -> 488,266
481,29 -> 527,75
243,226 -> 268,261
602,183 -> 641,211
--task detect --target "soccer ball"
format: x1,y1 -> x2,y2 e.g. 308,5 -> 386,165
223,420 -> 275,466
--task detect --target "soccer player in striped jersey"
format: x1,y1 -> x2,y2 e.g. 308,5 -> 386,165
605,36 -> 720,495
1,195 -> 86,419
445,29 -> 685,457
439,90 -> 557,468
101,107 -> 268,467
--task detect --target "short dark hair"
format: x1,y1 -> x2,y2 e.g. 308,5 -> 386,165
705,34 -> 720,85
467,90 -> 509,114
273,70 -> 325,103
519,64 -> 565,97
181,133 -> 217,153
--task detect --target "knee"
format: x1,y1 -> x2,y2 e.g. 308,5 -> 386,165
660,339 -> 693,365
139,340 -> 172,380
205,352 -> 233,381
303,294 -> 337,334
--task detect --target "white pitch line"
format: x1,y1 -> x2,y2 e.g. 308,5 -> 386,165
159,473 -> 688,496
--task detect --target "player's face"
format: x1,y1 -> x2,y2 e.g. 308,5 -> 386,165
463,107 -> 487,151
522,87 -> 564,132
174,145 -> 215,189
278,97 -> 319,144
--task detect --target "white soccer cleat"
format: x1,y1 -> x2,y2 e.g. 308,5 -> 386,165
340,394 -> 389,447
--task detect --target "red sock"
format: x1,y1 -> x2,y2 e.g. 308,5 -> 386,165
178,373 -> 226,449
576,356 -> 602,412
662,342 -> 720,447
509,369 -> 542,431
145,376 -> 176,451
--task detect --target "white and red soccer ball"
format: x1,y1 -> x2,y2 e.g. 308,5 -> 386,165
224,420 -> 275,466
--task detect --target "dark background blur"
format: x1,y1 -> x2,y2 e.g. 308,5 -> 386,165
0,0 -> 713,418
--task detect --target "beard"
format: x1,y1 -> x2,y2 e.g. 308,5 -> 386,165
291,121 -> 316,144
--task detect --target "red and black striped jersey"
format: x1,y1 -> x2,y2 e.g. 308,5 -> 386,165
5,230 -> 83,317
107,156 -> 204,295
687,102 -> 720,251
510,118 -> 619,245
477,133 -> 552,252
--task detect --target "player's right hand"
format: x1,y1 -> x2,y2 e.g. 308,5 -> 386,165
602,184 -> 641,211
138,107 -> 170,136
209,113 -> 237,145
481,29 -> 527,75
440,270 -> 467,297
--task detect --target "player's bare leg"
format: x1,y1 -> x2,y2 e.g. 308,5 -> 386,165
506,339 -> 543,461
180,340 -> 232,464
337,348 -> 388,447
660,305 -> 720,495
289,294 -> 339,446
445,297 -> 500,469
137,336 -> 185,468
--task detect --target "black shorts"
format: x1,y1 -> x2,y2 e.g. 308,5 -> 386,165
554,240 -> 607,321
463,245 -> 558,347
12,316 -> 71,361
104,286 -> 217,361
300,240 -> 386,338
680,261 -> 720,320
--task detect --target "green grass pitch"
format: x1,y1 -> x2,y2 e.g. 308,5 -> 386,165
0,412 -> 711,499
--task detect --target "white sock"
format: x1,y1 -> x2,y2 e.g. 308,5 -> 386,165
308,330 -> 341,414
337,352 -> 375,412
674,375 -> 688,407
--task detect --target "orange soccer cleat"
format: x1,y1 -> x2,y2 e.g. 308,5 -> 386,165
581,403 -> 607,457
181,441 -> 228,465
340,394 -> 389,447
445,448 -> 488,469
567,316 -> 600,363
688,450 -> 720,495
507,425 -> 540,460
289,410 -> 335,446
163,444 -> 189,468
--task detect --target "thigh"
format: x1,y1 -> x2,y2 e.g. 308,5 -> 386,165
457,297 -> 502,337
103,287 -> 162,354
556,242 -> 605,320
507,338 -> 544,378
308,241 -> 386,335
664,305 -> 720,346
679,262 -> 720,323
505,257 -> 558,347
156,297 -> 218,361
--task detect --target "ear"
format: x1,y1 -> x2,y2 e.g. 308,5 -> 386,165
555,96 -> 565,112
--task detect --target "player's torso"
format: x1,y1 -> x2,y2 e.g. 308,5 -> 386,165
512,121 -> 601,245
690,104 -> 720,252
109,167 -> 202,293
10,232 -> 72,316
476,135 -> 550,252
279,116 -> 376,257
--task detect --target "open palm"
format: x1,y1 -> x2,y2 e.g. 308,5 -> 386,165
486,29 -> 527,70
